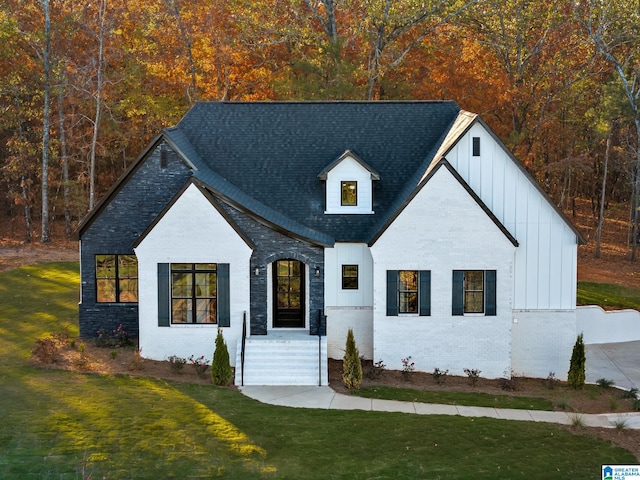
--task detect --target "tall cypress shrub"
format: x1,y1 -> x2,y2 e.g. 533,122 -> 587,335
568,333 -> 586,389
342,328 -> 362,390
211,328 -> 233,386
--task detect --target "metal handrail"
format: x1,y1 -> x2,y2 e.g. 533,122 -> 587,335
241,311 -> 247,386
318,309 -> 325,386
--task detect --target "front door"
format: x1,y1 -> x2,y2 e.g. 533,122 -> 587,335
273,259 -> 305,328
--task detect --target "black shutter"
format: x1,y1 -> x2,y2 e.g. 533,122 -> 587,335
485,270 -> 497,316
452,270 -> 464,316
217,263 -> 230,327
386,270 -> 398,316
419,270 -> 431,316
158,263 -> 170,327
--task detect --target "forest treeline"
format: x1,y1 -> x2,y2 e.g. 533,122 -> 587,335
1,0 -> 639,255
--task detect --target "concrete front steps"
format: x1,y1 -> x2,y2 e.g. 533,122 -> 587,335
235,330 -> 328,386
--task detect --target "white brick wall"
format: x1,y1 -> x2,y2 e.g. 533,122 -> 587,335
135,183 -> 252,364
511,310 -> 576,380
371,165 -> 516,379
326,306 -> 373,359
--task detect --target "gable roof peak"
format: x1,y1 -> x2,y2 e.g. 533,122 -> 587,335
317,149 -> 380,180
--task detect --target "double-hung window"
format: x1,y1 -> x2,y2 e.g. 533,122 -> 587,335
95,254 -> 138,303
171,263 -> 217,324
452,270 -> 496,316
342,265 -> 359,290
386,270 -> 431,316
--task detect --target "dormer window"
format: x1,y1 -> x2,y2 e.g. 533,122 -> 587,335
318,150 -> 379,215
341,181 -> 357,206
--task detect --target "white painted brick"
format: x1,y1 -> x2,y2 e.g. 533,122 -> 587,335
135,183 -> 252,365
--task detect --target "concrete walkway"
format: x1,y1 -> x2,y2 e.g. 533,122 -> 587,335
240,385 -> 640,429
241,341 -> 640,430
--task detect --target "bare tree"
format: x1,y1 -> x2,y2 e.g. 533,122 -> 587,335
576,0 -> 640,260
40,0 -> 51,242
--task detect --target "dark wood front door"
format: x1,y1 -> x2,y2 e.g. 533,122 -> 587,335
273,259 -> 305,328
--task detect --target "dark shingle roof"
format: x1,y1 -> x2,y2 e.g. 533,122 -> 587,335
164,101 -> 461,244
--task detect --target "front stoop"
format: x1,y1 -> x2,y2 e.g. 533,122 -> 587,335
235,331 -> 328,386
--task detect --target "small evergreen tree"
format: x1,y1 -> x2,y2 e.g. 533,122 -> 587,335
568,333 -> 586,389
211,329 -> 233,386
342,328 -> 362,390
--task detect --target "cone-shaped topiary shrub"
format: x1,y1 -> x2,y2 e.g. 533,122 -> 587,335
568,333 -> 586,389
211,328 -> 233,386
342,328 -> 362,390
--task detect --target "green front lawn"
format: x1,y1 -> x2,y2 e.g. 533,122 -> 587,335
0,263 -> 636,478
577,281 -> 640,310
355,386 -> 554,411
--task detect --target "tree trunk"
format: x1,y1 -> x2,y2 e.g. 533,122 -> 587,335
595,128 -> 611,259
57,87 -> 71,236
21,177 -> 32,244
40,0 -> 51,243
89,0 -> 106,211
631,117 -> 640,261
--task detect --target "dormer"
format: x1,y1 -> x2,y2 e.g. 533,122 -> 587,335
318,150 -> 379,214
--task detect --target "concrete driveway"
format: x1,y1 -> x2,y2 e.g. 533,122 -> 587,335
586,341 -> 640,391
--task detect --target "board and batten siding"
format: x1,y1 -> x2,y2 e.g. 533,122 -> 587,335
134,183 -> 252,363
324,243 -> 374,359
445,123 -> 578,310
371,166 -> 516,378
324,156 -> 374,214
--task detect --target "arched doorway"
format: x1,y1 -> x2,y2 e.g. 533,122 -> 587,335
273,259 -> 305,328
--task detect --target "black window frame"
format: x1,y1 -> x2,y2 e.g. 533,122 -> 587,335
452,270 -> 496,316
170,263 -> 218,324
386,270 -> 431,316
341,180 -> 358,206
342,264 -> 359,290
95,254 -> 138,303
472,137 -> 481,156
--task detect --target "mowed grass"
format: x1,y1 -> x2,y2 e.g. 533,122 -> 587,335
0,262 -> 636,478
577,281 -> 640,310
355,386 -> 554,411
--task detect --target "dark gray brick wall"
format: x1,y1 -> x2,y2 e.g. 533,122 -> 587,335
79,142 -> 192,338
216,199 -> 325,336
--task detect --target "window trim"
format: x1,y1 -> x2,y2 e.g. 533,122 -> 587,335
170,263 -> 218,325
472,137 -> 481,156
452,270 -> 496,316
386,270 -> 430,317
95,254 -> 138,303
341,264 -> 359,290
341,180 -> 358,206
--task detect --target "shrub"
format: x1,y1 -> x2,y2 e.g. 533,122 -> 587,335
568,333 -> 586,389
546,372 -> 557,390
168,355 -> 187,373
463,368 -> 481,386
211,329 -> 233,386
342,328 -> 363,390
189,355 -> 210,378
432,368 -> 449,385
366,359 -> 386,380
401,356 -> 415,380
596,378 -> 615,390
621,388 -> 638,400
128,349 -> 144,371
95,324 -> 133,348
499,370 -> 520,391
32,336 -> 59,364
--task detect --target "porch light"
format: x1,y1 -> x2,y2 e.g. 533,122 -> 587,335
254,267 -> 260,276
315,266 -> 321,277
